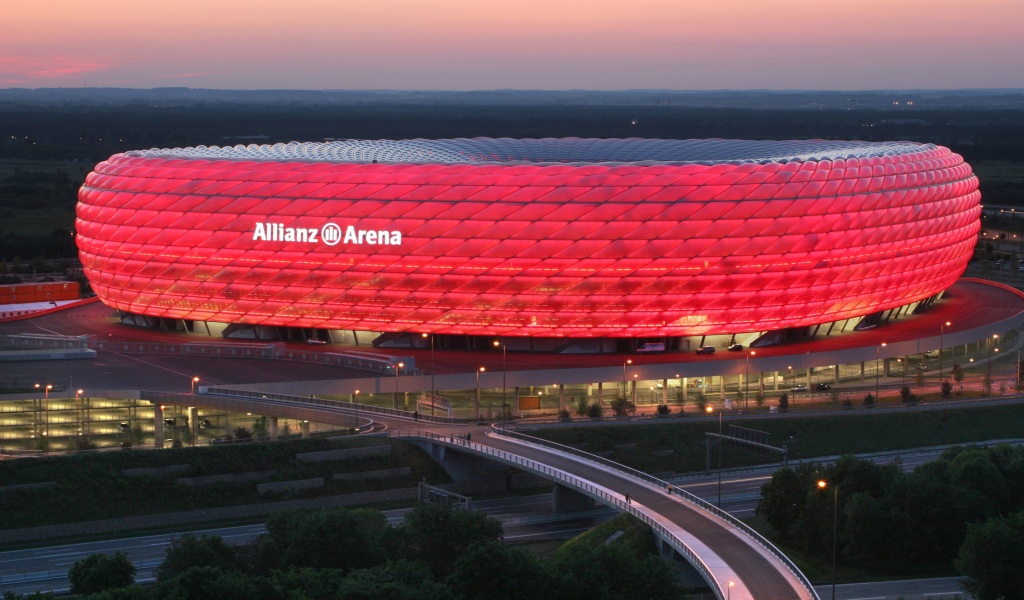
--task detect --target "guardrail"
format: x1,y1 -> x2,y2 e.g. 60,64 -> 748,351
488,426 -> 820,600
388,429 -> 727,599
196,387 -> 464,425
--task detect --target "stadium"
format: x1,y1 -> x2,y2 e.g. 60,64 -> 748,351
76,138 -> 980,351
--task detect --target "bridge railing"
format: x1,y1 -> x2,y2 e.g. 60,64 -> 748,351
389,429 -> 725,599
489,426 -> 820,600
198,387 -> 463,424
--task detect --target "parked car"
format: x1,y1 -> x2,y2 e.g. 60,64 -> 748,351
791,384 -> 808,392
727,343 -> 743,351
696,346 -> 716,355
814,383 -> 832,391
636,342 -> 665,353
306,338 -> 327,345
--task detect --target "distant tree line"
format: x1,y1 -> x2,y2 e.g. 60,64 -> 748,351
757,446 -> 1024,599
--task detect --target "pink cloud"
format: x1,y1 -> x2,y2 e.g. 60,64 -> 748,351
0,55 -> 109,85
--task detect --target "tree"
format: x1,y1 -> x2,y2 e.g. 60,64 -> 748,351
956,512 -> 1024,600
900,385 -> 917,405
573,396 -> 589,417
586,401 -> 604,418
952,363 -> 965,392
693,391 -> 708,412
156,533 -> 238,582
755,391 -> 766,408
941,380 -> 953,398
68,552 -> 136,595
778,392 -> 788,412
252,416 -> 269,439
609,397 -> 635,417
232,426 -> 253,440
674,388 -> 685,411
756,465 -> 817,537
393,504 -> 503,578
448,541 -> 551,600
863,393 -> 875,407
655,403 -> 670,416
915,370 -> 925,392
254,507 -> 389,573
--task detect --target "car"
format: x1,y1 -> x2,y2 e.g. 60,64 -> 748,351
915,363 -> 930,371
727,343 -> 743,351
117,422 -> 131,432
636,342 -> 665,353
791,384 -> 808,392
696,346 -> 716,355
163,418 -> 176,427
306,338 -> 327,345
814,383 -> 832,391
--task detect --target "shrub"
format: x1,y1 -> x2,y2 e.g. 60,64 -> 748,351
655,404 -> 671,416
69,552 -> 136,595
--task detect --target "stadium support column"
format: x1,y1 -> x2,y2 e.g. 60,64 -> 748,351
683,378 -> 689,401
663,379 -> 668,404
189,407 -> 199,446
301,421 -> 310,439
773,372 -> 779,391
154,405 -> 164,448
269,416 -> 279,440
597,382 -> 603,405
834,364 -> 840,385
558,384 -> 564,413
860,362 -> 866,381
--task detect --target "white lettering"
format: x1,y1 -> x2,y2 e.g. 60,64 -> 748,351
253,222 -> 401,246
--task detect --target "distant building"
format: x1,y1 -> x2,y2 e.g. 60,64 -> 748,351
76,138 -> 979,346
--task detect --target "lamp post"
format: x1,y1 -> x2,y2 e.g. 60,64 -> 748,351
706,405 -> 723,507
493,340 -> 507,427
422,333 -> 435,416
475,367 -> 485,419
622,359 -> 632,400
727,581 -> 735,600
987,334 -> 999,395
392,362 -> 404,409
818,479 -> 838,600
35,384 -> 52,440
939,321 -> 951,382
191,376 -> 199,396
875,342 -> 886,401
745,351 -> 756,411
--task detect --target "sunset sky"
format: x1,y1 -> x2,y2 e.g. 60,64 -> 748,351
3,0 -> 1023,90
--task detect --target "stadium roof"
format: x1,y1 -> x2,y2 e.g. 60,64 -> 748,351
127,138 -> 937,166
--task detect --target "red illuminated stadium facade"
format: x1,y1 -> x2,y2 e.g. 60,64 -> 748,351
76,138 -> 980,343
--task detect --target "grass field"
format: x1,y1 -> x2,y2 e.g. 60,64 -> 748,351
531,402 -> 1024,475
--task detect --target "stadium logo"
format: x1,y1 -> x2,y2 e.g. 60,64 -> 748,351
252,222 -> 402,246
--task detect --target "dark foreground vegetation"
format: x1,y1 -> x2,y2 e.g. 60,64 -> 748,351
12,507 -> 686,600
0,437 -> 449,530
758,447 -> 1024,600
1,96 -> 1023,263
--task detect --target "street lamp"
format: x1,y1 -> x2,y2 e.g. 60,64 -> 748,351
938,321 -> 952,381
422,333 -> 435,416
745,351 -> 756,411
728,581 -> 735,600
475,366 -> 485,419
493,340 -> 507,427
393,362 -> 404,409
622,359 -> 632,400
191,376 -> 200,396
987,334 -> 999,395
706,405 -> 723,507
875,343 -> 886,401
818,479 -> 838,600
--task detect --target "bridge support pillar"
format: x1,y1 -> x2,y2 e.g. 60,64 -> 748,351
153,405 -> 164,448
269,416 -> 279,439
553,484 -> 596,513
